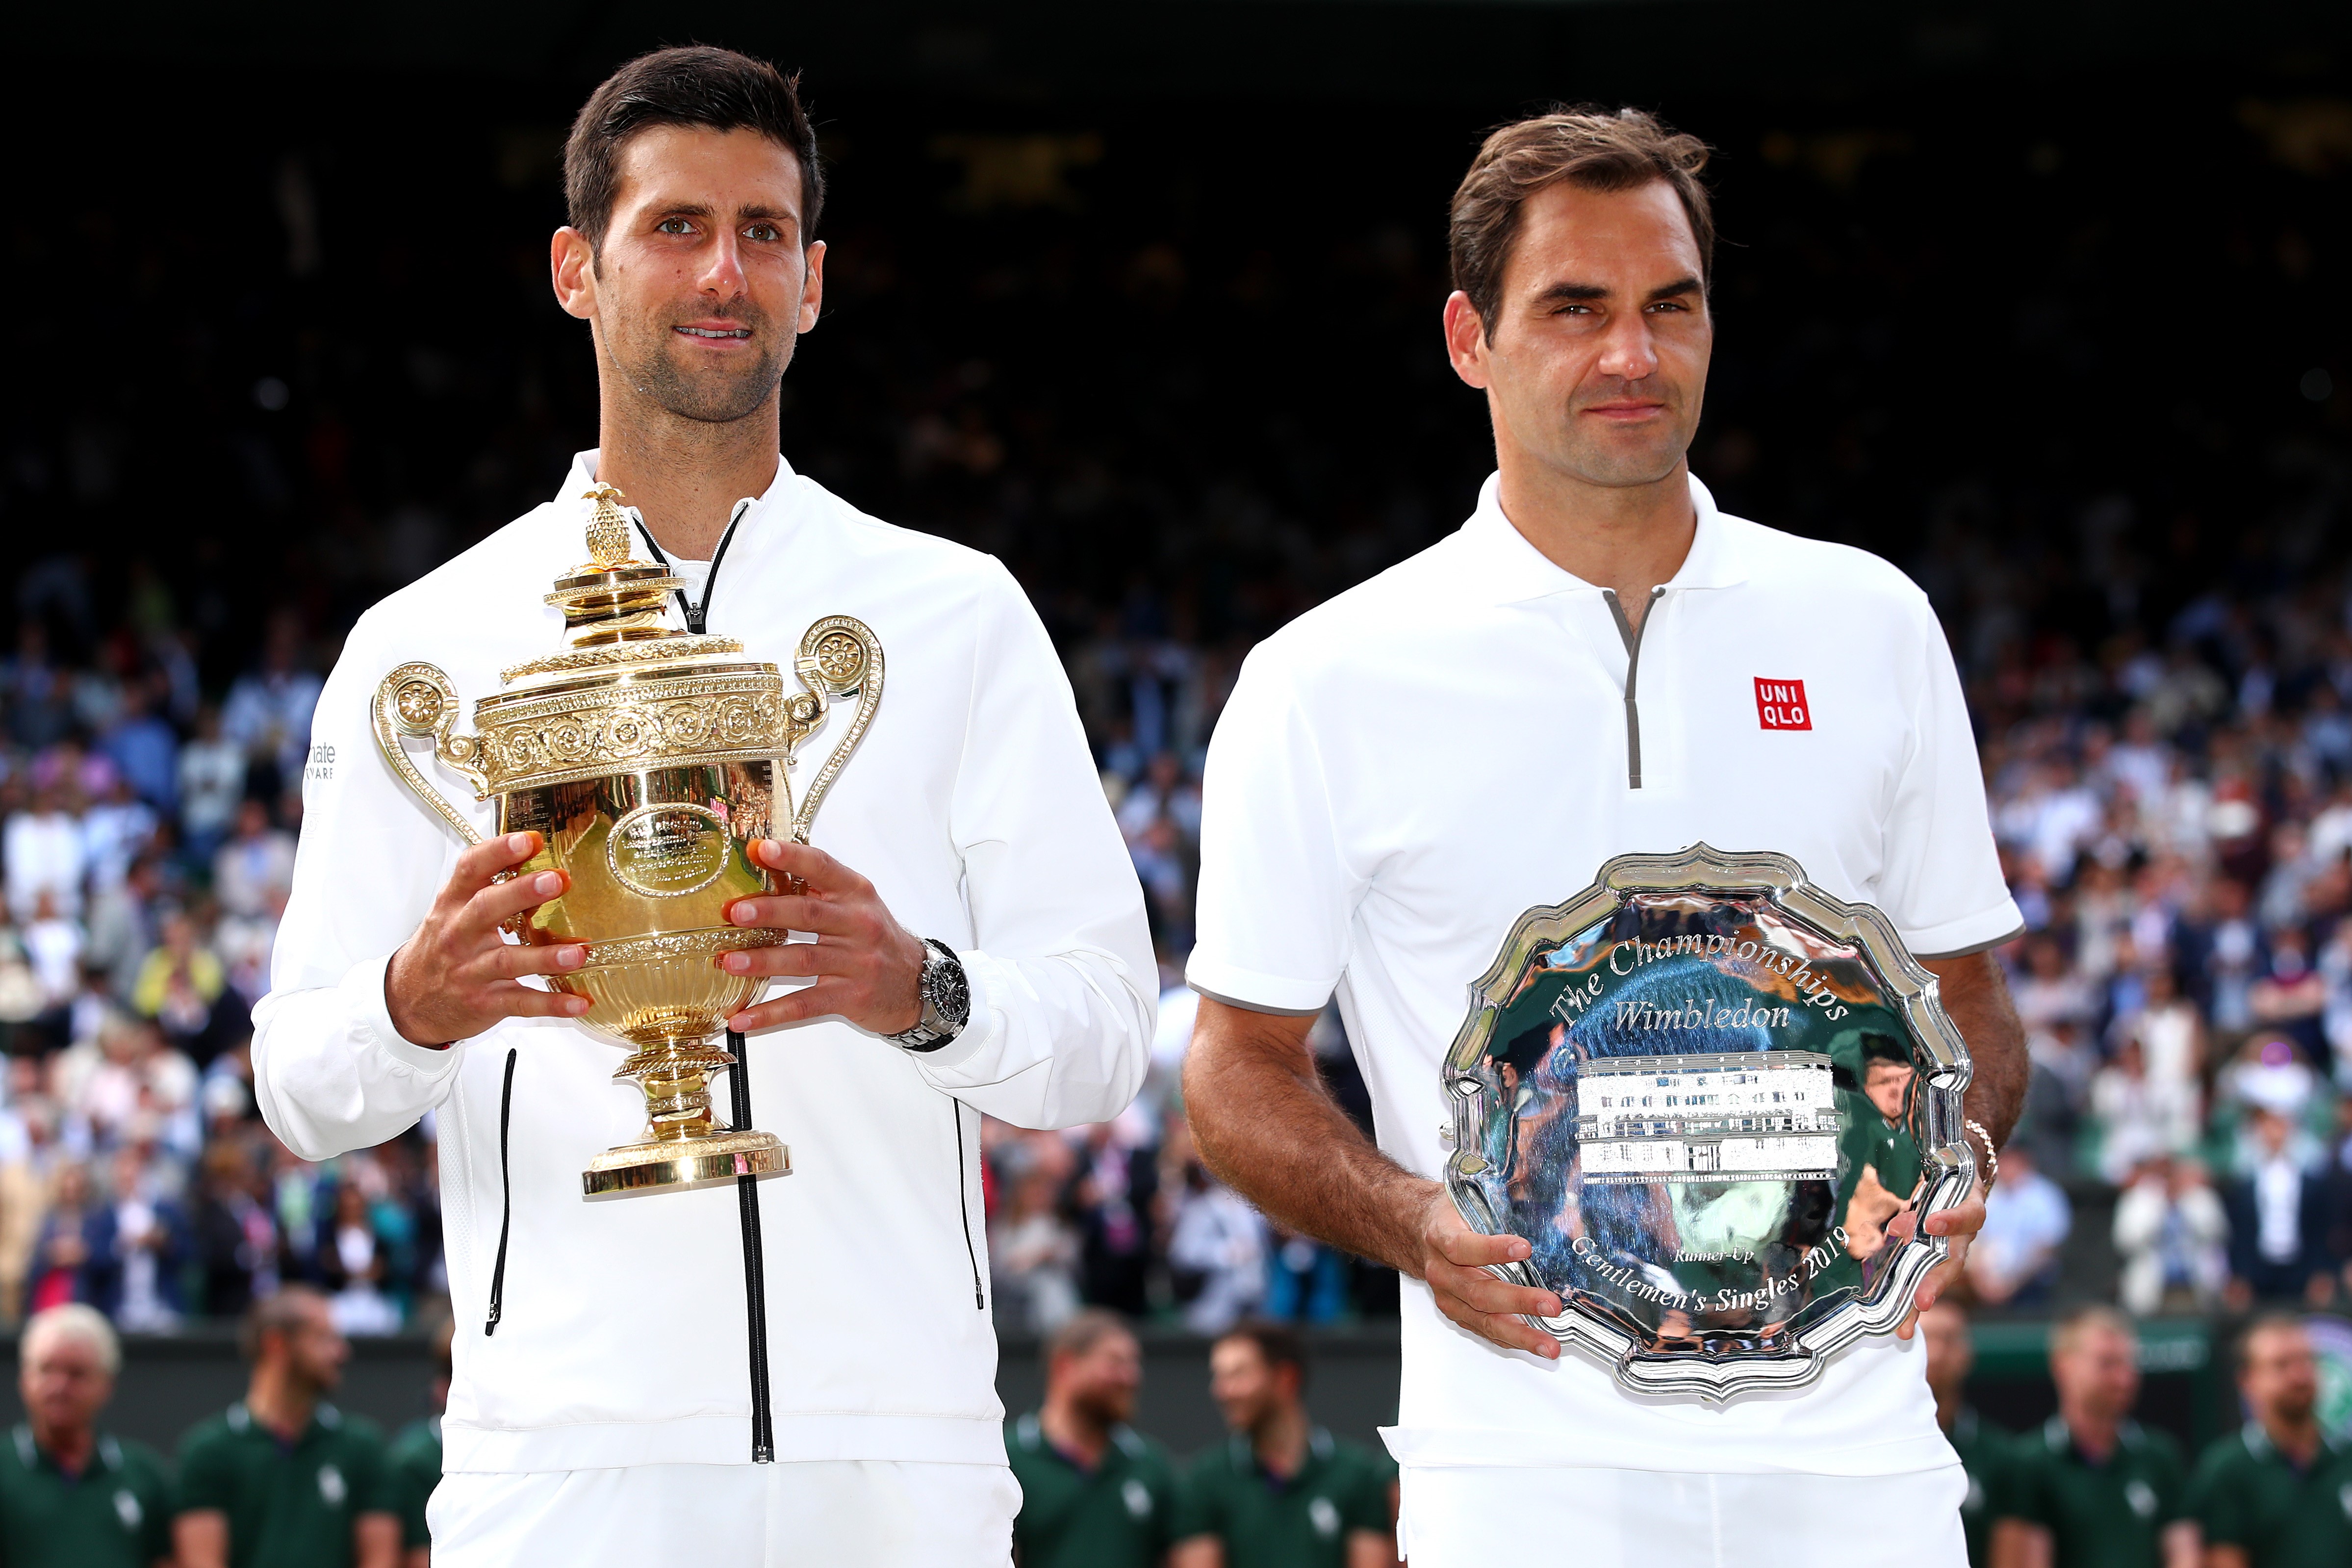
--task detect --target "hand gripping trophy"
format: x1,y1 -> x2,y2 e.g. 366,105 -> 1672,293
371,484 -> 882,1198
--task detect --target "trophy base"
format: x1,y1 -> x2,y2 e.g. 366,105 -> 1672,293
582,1130 -> 791,1199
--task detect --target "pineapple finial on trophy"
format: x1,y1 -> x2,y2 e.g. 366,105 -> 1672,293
583,483 -> 636,567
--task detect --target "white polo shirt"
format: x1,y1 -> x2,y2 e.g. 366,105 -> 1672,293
1189,471 -> 2020,1478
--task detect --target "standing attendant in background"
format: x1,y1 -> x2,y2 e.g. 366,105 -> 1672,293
1171,1319 -> 1395,1568
1181,105 -> 2025,1568
1922,1301 -> 2012,1568
0,1305 -> 174,1568
2185,1314 -> 2352,1568
173,1286 -> 400,1568
388,1317 -> 452,1568
1004,1310 -> 1185,1568
1993,1306 -> 2196,1568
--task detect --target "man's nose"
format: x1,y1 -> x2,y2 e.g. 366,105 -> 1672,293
1595,312 -> 1660,383
700,230 -> 747,297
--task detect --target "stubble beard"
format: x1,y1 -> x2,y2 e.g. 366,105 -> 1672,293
609,307 -> 789,426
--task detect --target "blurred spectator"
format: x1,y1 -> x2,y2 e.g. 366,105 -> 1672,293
4,784 -> 86,922
25,1163 -> 112,1316
97,680 -> 178,817
213,799 -> 296,921
129,909 -> 229,1063
1171,1318 -> 1395,1568
1969,1143 -> 2072,1308
2088,1038 -> 2199,1186
1263,1225 -> 1351,1327
1921,1301 -> 2009,1568
1994,1306 -> 2196,1568
1165,1145 -> 1266,1336
2186,1314 -> 2352,1568
2223,1107 -> 2334,1307
318,1182 -> 402,1337
219,612 -> 321,800
189,1143 -> 277,1319
992,1140 -> 1082,1335
2111,1157 -> 2229,1317
0,1094 -> 56,1324
0,1305 -> 175,1568
1005,1310 -> 1183,1568
172,1287 -> 400,1568
1069,1121 -> 1158,1318
176,706 -> 246,862
103,1146 -> 185,1333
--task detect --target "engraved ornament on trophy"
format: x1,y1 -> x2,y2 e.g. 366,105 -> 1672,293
1442,844 -> 1976,1399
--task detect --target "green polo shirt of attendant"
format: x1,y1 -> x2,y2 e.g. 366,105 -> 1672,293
2002,1414 -> 2188,1568
176,1401 -> 395,1568
1946,1408 -> 2013,1568
1006,1411 -> 1184,1568
386,1415 -> 442,1554
0,1423 -> 174,1568
2187,1420 -> 2352,1568
1176,1427 -> 1392,1568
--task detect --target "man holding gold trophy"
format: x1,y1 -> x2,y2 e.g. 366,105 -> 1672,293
252,47 -> 1153,1568
1184,110 -> 2029,1566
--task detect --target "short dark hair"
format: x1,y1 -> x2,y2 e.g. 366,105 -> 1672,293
1449,106 -> 1714,342
239,1285 -> 326,1362
1218,1318 -> 1308,1386
564,46 -> 824,253
1047,1308 -> 1134,1365
2234,1311 -> 2310,1374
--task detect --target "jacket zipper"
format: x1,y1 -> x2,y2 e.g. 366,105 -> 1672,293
1601,586 -> 1666,790
953,1101 -> 985,1309
484,1048 -> 517,1335
632,505 -> 775,1462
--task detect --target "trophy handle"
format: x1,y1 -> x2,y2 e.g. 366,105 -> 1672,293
787,616 -> 884,845
373,662 -> 492,846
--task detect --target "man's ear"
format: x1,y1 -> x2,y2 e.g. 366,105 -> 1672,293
551,227 -> 598,322
1442,291 -> 1490,390
798,240 -> 826,335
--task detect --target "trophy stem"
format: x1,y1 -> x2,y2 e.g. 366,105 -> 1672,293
582,1033 -> 792,1199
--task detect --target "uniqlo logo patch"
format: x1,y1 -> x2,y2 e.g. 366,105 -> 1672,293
1755,678 -> 1812,730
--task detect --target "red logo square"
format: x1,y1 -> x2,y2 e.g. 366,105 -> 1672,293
1755,678 -> 1812,731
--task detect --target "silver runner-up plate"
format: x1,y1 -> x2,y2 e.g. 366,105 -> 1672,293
1441,843 -> 1976,1401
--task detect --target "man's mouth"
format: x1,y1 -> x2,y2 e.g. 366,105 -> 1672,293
675,324 -> 753,340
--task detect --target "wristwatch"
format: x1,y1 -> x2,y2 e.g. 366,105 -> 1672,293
886,938 -> 971,1053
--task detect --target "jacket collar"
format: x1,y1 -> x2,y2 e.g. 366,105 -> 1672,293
1456,468 -> 1747,606
554,450 -> 798,561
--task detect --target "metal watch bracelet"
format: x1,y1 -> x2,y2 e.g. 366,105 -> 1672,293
887,938 -> 970,1053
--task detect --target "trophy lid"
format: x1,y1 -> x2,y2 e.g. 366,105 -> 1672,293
503,485 -> 745,684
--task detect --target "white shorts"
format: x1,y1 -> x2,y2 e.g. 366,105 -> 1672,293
1397,1462 -> 1966,1568
428,1459 -> 1019,1568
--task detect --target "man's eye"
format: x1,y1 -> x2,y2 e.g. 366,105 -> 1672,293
745,224 -> 781,243
657,218 -> 695,235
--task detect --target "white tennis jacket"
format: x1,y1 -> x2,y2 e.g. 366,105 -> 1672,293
254,452 -> 1155,1473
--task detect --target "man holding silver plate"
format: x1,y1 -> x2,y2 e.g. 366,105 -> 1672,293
252,47 -> 1153,1568
1184,108 -> 2027,1566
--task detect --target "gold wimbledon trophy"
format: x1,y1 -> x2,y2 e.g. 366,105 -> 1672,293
372,485 -> 882,1198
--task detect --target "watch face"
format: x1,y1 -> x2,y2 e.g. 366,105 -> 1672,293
931,957 -> 971,1028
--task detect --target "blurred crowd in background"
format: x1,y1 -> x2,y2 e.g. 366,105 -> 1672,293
0,74 -> 2348,1345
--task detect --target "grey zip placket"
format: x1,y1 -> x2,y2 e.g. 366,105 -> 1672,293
1601,586 -> 1667,790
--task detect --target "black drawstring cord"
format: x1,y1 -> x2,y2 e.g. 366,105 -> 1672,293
953,1101 -> 984,1310
484,1048 -> 517,1336
728,1028 -> 776,1463
632,502 -> 747,636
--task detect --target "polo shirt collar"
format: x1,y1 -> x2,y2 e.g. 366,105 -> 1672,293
1457,469 -> 1747,607
557,450 -> 798,558
12,1423 -> 118,1476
